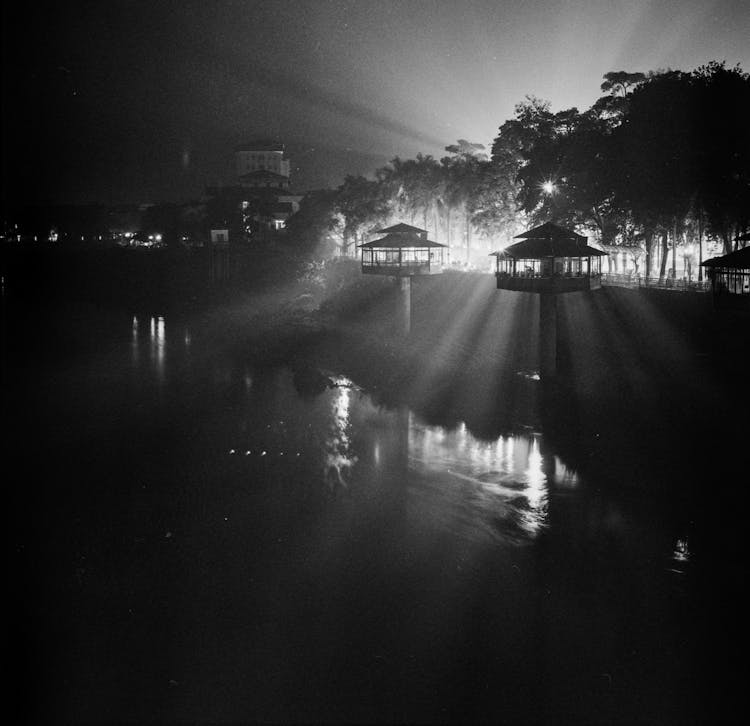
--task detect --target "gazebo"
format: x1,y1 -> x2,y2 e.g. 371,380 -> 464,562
357,223 -> 447,335
491,222 -> 606,293
359,223 -> 446,277
490,222 -> 607,379
701,245 -> 750,309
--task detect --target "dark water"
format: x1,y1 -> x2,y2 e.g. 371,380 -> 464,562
6,300 -> 744,724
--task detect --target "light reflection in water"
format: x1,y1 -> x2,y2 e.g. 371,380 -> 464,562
131,316 -> 139,365
408,419 -> 577,538
324,376 -> 357,490
149,316 -> 165,381
554,457 -> 578,488
673,538 -> 690,562
522,437 -> 547,532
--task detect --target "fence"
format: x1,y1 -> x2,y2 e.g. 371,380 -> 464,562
601,273 -> 710,293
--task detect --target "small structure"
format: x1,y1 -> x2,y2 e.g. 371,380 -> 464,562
210,228 -> 229,244
490,222 -> 607,379
360,223 -> 446,276
491,222 -> 605,293
701,244 -> 750,310
358,223 -> 447,334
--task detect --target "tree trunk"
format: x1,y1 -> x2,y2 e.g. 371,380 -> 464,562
645,232 -> 653,278
672,221 -> 678,278
697,215 -> 703,281
722,229 -> 732,255
659,231 -> 669,280
465,208 -> 471,264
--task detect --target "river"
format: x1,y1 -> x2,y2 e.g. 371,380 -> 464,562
6,297 -> 744,724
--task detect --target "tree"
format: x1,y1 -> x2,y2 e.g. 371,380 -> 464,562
613,70 -> 698,277
600,70 -> 646,97
441,141 -> 487,263
692,61 -> 750,252
284,189 -> 342,259
334,175 -> 391,255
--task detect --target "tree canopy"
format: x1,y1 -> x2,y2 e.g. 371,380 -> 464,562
283,61 -> 748,273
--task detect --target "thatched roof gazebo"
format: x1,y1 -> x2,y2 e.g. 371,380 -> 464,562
490,222 -> 606,293
359,223 -> 446,277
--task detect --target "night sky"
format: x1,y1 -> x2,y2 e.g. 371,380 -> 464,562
3,0 -> 749,206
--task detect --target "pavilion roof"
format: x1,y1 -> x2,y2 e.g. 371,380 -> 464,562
491,238 -> 606,259
490,222 -> 605,259
359,233 -> 445,249
372,223 -> 429,236
515,222 -> 588,242
701,246 -> 750,269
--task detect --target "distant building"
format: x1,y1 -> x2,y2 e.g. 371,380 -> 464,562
204,140 -> 303,240
210,228 -> 229,244
235,141 -> 290,183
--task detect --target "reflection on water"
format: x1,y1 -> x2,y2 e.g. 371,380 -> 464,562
150,315 -> 165,380
324,376 -> 357,490
407,416 -> 564,538
14,306 -> 711,724
131,314 -> 168,380
674,538 -> 690,562
130,315 -> 139,365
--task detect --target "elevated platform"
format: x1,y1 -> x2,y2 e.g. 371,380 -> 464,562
362,261 -> 443,277
495,273 -> 602,293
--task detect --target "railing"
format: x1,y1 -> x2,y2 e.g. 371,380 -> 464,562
362,259 -> 443,275
601,273 -> 710,292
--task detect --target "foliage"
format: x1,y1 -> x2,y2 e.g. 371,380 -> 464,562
280,60 -> 748,275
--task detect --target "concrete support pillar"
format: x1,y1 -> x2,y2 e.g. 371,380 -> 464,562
539,293 -> 557,379
398,276 -> 411,335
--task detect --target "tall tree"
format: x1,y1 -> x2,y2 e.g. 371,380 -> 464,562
692,61 -> 750,252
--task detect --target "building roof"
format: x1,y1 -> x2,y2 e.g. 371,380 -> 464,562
491,222 -> 605,259
236,140 -> 284,152
701,246 -> 750,269
270,202 -> 294,216
359,233 -> 446,249
372,223 -> 429,235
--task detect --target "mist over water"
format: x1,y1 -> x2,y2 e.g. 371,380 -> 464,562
6,299 -> 743,724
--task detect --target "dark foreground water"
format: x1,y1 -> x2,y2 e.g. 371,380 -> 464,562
5,299 -> 746,724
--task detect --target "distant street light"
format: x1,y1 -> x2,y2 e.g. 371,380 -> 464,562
541,180 -> 556,195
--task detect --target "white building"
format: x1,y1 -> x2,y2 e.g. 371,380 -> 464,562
235,141 -> 290,181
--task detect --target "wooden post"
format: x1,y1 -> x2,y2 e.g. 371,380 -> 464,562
399,276 -> 411,335
539,293 -> 557,379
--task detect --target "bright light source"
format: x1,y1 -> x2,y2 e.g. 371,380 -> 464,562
541,180 -> 556,195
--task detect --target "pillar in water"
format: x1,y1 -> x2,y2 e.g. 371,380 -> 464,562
399,276 -> 411,335
539,293 -> 557,379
